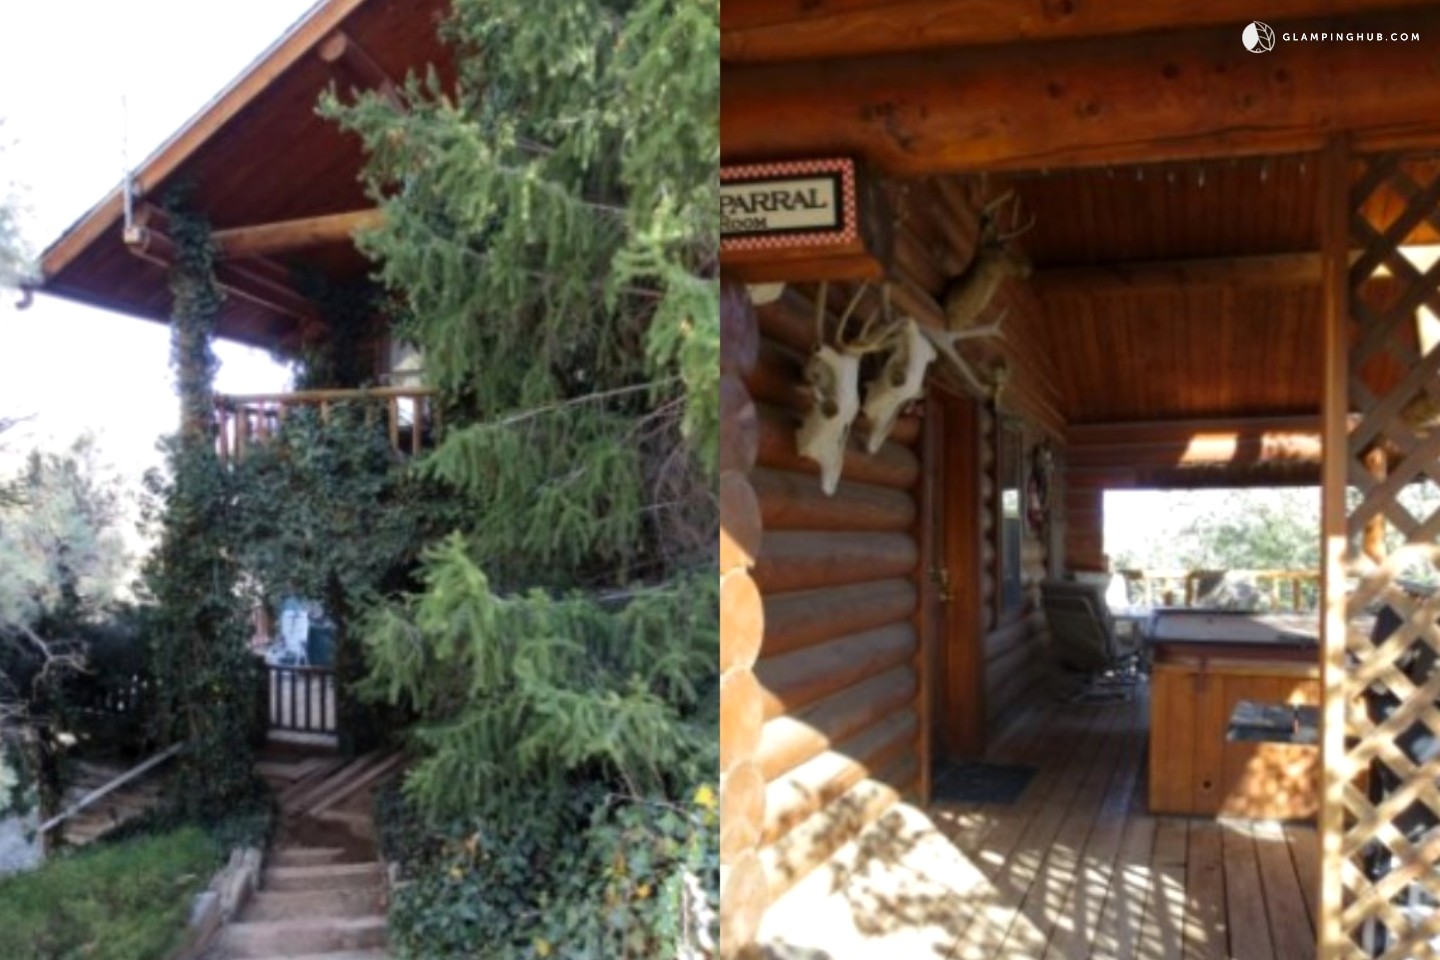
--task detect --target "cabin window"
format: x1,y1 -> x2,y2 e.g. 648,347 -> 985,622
998,422 -> 1024,617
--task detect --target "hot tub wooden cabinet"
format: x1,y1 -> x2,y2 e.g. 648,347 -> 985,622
1146,609 -> 1321,820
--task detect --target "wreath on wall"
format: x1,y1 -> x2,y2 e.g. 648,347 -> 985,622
1026,441 -> 1054,535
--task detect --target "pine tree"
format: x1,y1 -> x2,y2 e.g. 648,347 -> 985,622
322,1 -> 718,954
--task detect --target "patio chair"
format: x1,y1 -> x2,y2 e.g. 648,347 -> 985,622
1041,579 -> 1143,701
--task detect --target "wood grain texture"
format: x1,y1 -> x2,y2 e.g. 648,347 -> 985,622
756,664 -> 917,781
755,621 -> 916,721
752,467 -> 916,532
722,11 -> 1440,173
762,578 -> 917,657
753,530 -> 918,594
721,0 -> 1440,62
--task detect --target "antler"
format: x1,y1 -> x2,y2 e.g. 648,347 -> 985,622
978,190 -> 1035,243
834,284 -> 904,356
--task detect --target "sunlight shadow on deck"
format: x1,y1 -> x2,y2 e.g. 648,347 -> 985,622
759,802 -> 996,959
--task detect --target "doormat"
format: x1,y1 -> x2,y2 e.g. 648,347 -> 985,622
931,761 -> 1038,805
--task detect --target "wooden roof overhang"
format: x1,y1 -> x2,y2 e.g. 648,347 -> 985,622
37,0 -> 453,351
721,1 -> 1440,484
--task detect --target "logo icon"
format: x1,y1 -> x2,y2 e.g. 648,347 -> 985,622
1242,21 -> 1276,52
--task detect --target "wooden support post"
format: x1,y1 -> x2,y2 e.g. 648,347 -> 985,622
1317,134 -> 1350,960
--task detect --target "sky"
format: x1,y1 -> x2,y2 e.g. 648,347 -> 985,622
0,1 -> 324,483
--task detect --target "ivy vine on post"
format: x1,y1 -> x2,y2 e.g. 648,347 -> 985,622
140,196 -> 263,816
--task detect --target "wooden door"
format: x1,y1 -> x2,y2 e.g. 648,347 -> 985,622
927,387 -> 986,759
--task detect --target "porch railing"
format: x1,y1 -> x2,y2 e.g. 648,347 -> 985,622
265,664 -> 337,734
1117,568 -> 1321,612
214,387 -> 441,465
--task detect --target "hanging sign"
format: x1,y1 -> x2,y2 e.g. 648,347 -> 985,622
720,157 -> 889,282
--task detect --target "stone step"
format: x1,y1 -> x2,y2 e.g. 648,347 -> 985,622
214,915 -> 386,957
243,886 -> 386,922
268,846 -> 351,867
262,862 -> 384,892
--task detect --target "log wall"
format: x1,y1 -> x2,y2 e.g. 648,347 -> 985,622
718,280 -> 767,960
979,406 -> 1054,735
748,287 -> 925,910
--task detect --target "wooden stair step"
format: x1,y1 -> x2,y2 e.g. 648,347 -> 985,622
305,754 -> 404,817
232,951 -> 389,960
214,915 -> 386,957
243,887 -> 386,922
281,751 -> 385,814
267,845 -> 351,867
262,862 -> 384,892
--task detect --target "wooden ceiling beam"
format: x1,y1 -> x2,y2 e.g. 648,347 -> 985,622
1031,247 -> 1438,296
318,30 -> 402,108
123,207 -> 326,327
722,0 -> 1440,62
212,209 -> 384,260
1034,253 -> 1322,296
722,9 -> 1440,174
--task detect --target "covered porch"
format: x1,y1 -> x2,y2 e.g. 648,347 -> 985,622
759,690 -> 1318,960
719,4 -> 1440,959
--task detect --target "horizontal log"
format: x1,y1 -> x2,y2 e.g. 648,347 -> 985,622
1067,433 -> 1324,470
754,530 -> 917,595
721,570 -> 764,673
763,578 -> 917,657
756,621 -> 916,721
124,222 -> 325,325
720,472 -> 763,573
757,403 -> 920,490
756,663 -> 917,781
752,467 -> 916,532
757,288 -> 822,354
212,209 -> 384,260
720,668 -> 764,774
721,761 -> 767,864
720,0 -> 1440,61
722,10 -> 1440,174
759,767 -> 905,905
762,708 -> 917,846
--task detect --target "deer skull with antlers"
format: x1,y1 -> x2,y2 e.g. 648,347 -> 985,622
863,318 -> 935,453
797,285 -> 916,494
797,344 -> 862,496
921,190 -> 1034,396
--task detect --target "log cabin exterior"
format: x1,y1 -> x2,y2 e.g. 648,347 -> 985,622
721,5 -> 1440,959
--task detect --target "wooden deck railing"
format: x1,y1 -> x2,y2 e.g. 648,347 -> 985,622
265,664 -> 337,734
214,387 -> 440,465
1116,568 -> 1321,612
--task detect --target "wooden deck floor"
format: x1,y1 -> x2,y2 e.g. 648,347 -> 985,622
758,681 -> 1320,960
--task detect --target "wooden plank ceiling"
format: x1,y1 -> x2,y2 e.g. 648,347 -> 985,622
1005,155 -> 1325,425
38,0 -> 454,350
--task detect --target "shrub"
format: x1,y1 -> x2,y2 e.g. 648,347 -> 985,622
0,826 -> 219,960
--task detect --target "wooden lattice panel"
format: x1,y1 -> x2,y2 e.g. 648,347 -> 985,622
1324,148 -> 1440,960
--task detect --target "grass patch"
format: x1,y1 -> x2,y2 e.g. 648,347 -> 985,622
0,826 -> 220,960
